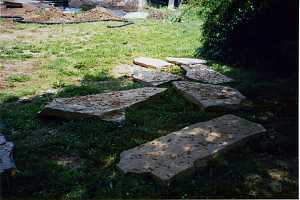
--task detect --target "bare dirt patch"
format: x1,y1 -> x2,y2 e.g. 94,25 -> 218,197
0,59 -> 39,89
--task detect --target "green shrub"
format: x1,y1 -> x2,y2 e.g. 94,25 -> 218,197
196,0 -> 298,74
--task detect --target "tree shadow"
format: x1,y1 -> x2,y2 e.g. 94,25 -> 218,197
0,64 -> 298,198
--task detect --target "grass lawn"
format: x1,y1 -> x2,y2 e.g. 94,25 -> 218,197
0,14 -> 298,199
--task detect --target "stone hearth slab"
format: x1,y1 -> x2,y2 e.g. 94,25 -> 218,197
40,87 -> 167,123
172,81 -> 245,109
167,57 -> 207,65
117,114 -> 266,183
182,64 -> 233,84
133,70 -> 181,86
133,57 -> 173,69
111,64 -> 149,78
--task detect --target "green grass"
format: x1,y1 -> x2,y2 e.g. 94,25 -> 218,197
6,74 -> 31,83
0,13 -> 298,200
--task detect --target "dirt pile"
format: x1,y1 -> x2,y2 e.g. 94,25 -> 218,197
1,5 -> 122,23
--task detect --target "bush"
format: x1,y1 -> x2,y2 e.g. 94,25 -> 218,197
196,0 -> 298,74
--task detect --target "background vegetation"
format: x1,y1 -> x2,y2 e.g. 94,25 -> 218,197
191,0 -> 298,74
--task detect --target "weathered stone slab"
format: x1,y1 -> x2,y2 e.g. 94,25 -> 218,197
133,70 -> 181,86
167,57 -> 207,65
40,87 -> 167,122
111,64 -> 149,78
182,64 -> 233,84
133,57 -> 173,70
101,111 -> 126,124
117,114 -> 266,183
172,81 -> 245,109
0,133 -> 15,173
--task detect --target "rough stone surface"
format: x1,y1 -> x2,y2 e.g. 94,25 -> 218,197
0,133 -> 15,173
133,57 -> 173,70
182,64 -> 233,84
133,70 -> 181,86
117,114 -> 266,183
40,87 -> 167,122
111,64 -> 149,78
167,57 -> 207,65
172,81 -> 245,109
101,111 -> 125,124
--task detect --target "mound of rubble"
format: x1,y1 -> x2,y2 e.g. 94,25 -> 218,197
1,4 -> 121,23
23,6 -> 121,23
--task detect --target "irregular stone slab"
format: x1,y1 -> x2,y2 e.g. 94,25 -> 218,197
40,87 -> 167,123
182,64 -> 233,84
117,114 -> 266,183
101,111 -> 126,124
133,70 -> 181,86
167,57 -> 207,65
0,133 -> 15,173
133,57 -> 173,70
111,64 -> 150,78
172,81 -> 245,109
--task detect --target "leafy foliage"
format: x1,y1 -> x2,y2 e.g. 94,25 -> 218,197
195,0 -> 298,73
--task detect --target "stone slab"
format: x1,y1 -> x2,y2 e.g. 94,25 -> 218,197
133,70 -> 181,86
117,114 -> 266,183
0,133 -> 15,173
40,87 -> 167,122
172,81 -> 245,109
101,111 -> 125,124
111,64 -> 150,78
167,57 -> 207,65
133,57 -> 173,70
182,64 -> 233,84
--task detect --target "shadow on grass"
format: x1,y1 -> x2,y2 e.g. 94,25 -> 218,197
0,66 -> 298,199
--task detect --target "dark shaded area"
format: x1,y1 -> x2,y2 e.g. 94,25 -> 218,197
0,67 -> 298,199
197,0 -> 298,76
148,0 -> 181,8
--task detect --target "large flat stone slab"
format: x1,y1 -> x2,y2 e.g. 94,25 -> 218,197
167,57 -> 207,65
117,114 -> 266,183
111,64 -> 149,78
133,70 -> 181,86
182,64 -> 233,84
172,81 -> 245,109
40,87 -> 167,122
133,57 -> 173,70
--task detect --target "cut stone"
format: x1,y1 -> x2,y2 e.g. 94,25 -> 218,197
0,133 -> 15,173
167,57 -> 207,65
133,57 -> 173,70
111,64 -> 149,78
117,114 -> 266,183
182,64 -> 233,84
133,70 -> 181,86
40,87 -> 167,123
172,81 -> 245,109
